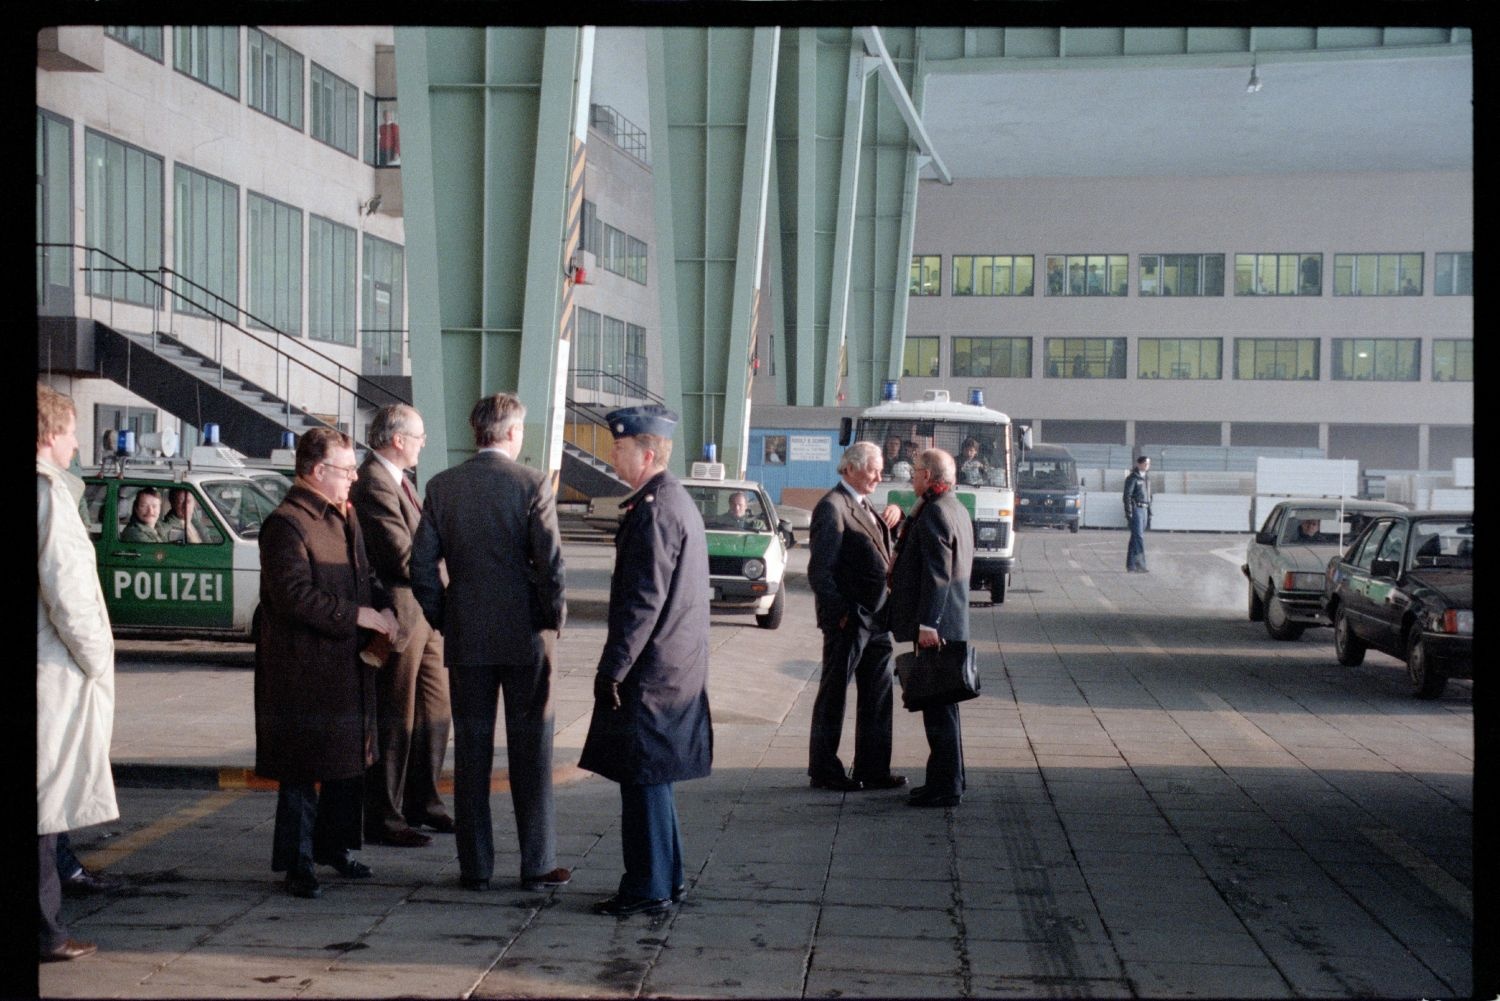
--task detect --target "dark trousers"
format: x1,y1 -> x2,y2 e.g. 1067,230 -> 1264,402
38,834 -> 68,952
920,702 -> 965,798
366,621 -> 451,836
449,642 -> 556,883
809,612 -> 895,782
618,783 -> 683,901
55,831 -> 82,879
1126,507 -> 1148,570
272,777 -> 363,875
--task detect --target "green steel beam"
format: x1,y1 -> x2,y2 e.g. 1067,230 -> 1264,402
886,34 -> 925,384
394,27 -> 588,475
822,43 -> 876,407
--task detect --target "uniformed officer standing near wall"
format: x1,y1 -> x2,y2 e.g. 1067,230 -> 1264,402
1123,455 -> 1151,572
579,406 -> 714,917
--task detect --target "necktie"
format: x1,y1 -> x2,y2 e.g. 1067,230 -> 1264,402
402,475 -> 420,510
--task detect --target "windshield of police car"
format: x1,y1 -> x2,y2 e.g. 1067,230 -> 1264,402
200,479 -> 279,539
859,420 -> 1011,488
686,486 -> 771,532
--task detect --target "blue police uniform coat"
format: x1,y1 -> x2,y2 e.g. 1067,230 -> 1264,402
579,469 -> 713,785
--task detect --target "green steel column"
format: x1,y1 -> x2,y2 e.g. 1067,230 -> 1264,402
823,43 -> 877,407
394,27 -> 588,474
886,34 -> 926,385
649,28 -> 780,475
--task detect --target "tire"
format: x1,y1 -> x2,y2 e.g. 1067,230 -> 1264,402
1333,605 -> 1366,666
755,588 -> 784,630
990,574 -> 1007,604
1069,521 -> 1079,534
1406,631 -> 1446,699
1248,582 -> 1265,622
1264,586 -> 1305,641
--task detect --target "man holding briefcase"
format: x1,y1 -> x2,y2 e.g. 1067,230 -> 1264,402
887,448 -> 975,809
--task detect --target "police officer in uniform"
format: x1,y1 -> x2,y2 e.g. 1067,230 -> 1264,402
1123,455 -> 1151,572
579,406 -> 713,916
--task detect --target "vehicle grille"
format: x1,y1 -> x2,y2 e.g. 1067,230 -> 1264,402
709,556 -> 744,576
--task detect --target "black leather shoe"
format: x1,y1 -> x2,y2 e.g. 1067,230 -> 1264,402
41,938 -> 98,962
286,872 -> 323,899
908,792 -> 961,808
316,853 -> 372,878
854,774 -> 908,791
809,774 -> 862,792
591,893 -> 671,916
420,814 -> 457,834
371,827 -> 432,848
61,867 -> 126,897
460,877 -> 490,891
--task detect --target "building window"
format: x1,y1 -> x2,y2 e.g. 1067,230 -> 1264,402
1234,338 -> 1319,380
1432,340 -> 1473,382
310,63 -> 360,158
37,110 -> 74,307
106,26 -> 164,61
173,26 -> 239,99
84,129 -> 164,306
1044,338 -> 1127,378
952,255 -> 1033,296
1044,254 -> 1128,297
247,28 -> 304,130
574,307 -> 601,390
370,99 -> 400,166
1234,253 -> 1321,295
625,235 -> 648,284
602,315 -> 627,391
903,336 -> 940,377
952,337 -> 1031,378
601,224 -> 626,277
1139,254 -> 1224,297
172,165 -> 239,318
910,255 -> 941,296
361,234 -> 404,363
247,192 -> 302,335
1332,338 -> 1420,381
308,215 -> 356,345
625,323 -> 647,391
1138,338 -> 1222,380
580,200 -> 598,254
1333,253 -> 1423,296
1434,253 -> 1472,296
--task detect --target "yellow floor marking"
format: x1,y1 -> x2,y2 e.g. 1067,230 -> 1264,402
80,789 -> 249,870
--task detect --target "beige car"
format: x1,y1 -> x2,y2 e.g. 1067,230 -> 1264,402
1242,498 -> 1405,640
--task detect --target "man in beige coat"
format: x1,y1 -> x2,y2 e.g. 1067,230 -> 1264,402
37,383 -> 118,962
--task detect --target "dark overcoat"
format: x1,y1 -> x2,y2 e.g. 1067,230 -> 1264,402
807,482 -> 893,631
887,489 -> 974,644
579,470 -> 713,785
254,482 -> 388,783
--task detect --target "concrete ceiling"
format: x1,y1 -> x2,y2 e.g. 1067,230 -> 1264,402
920,49 -> 1472,179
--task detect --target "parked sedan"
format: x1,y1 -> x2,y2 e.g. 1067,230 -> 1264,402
1322,511 -> 1473,698
1243,498 -> 1404,640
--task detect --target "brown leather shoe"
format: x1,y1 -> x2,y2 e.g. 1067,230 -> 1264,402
417,814 -> 456,834
520,867 -> 571,891
41,938 -> 97,962
854,774 -> 908,791
372,827 -> 432,848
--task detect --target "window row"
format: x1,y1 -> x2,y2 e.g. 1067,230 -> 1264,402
580,200 -> 648,285
105,25 -> 394,163
903,335 -> 1472,383
69,124 -> 402,348
572,308 -> 648,393
910,252 -> 1473,298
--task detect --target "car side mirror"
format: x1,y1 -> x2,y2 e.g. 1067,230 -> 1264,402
1370,557 -> 1399,579
1255,530 -> 1277,545
778,520 -> 795,548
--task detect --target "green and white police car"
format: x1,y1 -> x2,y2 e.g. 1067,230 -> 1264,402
82,443 -> 282,641
683,469 -> 795,630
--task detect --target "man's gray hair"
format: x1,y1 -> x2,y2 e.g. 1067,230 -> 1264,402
918,448 -> 957,486
367,404 -> 421,451
838,441 -> 882,476
470,393 -> 526,447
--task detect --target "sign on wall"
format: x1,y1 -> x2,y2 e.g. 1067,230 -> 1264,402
788,435 -> 831,462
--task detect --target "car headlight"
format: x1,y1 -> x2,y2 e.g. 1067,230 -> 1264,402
977,524 -> 999,542
1281,571 -> 1324,592
1431,609 -> 1473,635
1018,497 -> 1031,506
1064,498 -> 1079,508
743,558 -> 765,580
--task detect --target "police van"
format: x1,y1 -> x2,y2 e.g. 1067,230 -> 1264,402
841,385 -> 1018,603
82,430 -> 282,641
682,466 -> 795,629
1015,442 -> 1083,533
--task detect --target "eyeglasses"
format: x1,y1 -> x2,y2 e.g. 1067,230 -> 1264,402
320,462 -> 359,479
401,430 -> 428,442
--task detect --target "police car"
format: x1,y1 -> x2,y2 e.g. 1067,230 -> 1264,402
82,431 -> 280,642
684,466 -> 794,629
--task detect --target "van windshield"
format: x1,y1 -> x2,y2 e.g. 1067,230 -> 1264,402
856,419 -> 1011,488
1018,458 -> 1076,489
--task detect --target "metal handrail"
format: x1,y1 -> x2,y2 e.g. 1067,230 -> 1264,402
569,368 -> 665,406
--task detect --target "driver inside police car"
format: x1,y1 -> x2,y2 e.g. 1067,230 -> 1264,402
120,488 -> 166,544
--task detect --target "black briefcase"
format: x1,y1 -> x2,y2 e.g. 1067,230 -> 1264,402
894,640 -> 980,712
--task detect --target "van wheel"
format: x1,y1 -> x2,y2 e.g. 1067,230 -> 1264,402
1406,632 -> 1446,699
1248,582 -> 1265,622
1333,606 -> 1366,666
1069,521 -> 1079,534
990,574 -> 1007,604
1264,586 -> 1304,640
756,589 -> 784,630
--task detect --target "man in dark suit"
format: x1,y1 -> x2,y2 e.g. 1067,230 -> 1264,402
350,404 -> 452,849
806,441 -> 906,792
888,448 -> 975,809
411,393 -> 569,893
580,406 -> 713,917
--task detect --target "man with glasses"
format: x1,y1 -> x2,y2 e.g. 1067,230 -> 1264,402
255,427 -> 398,899
351,405 -> 453,849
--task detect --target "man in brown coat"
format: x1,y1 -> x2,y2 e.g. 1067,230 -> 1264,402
255,428 -> 397,899
350,404 -> 453,848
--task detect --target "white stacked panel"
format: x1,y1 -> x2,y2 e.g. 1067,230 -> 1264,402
1150,495 -> 1252,532
1082,493 -> 1127,528
1452,458 -> 1474,488
1255,457 -> 1359,498
1182,471 -> 1255,496
1428,489 -> 1474,512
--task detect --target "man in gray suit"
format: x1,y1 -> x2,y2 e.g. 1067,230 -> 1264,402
412,393 -> 569,892
350,404 -> 452,848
